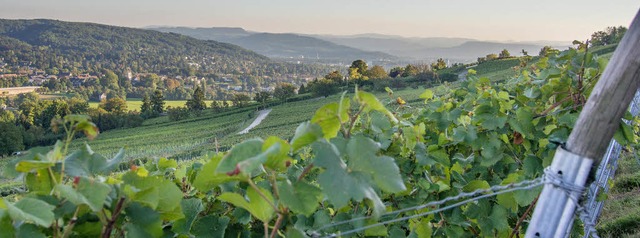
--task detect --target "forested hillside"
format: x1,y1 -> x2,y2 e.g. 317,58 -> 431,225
0,19 -> 329,77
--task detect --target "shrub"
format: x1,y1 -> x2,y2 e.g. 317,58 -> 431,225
167,106 -> 191,121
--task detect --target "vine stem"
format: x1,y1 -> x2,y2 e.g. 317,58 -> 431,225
101,197 -> 126,238
270,208 -> 288,238
61,206 -> 81,238
59,123 -> 76,183
509,194 -> 540,238
263,222 -> 269,238
297,164 -> 314,182
345,105 -> 365,139
268,170 -> 280,199
247,179 -> 278,212
535,96 -> 571,118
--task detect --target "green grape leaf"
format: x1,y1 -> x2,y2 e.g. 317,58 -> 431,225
218,186 -> 275,222
16,224 -> 46,238
311,99 -> 349,139
410,218 -> 433,238
262,136 -> 292,171
191,215 -> 230,238
14,160 -> 55,173
496,193 -> 518,212
25,169 -> 55,195
285,227 -> 309,238
427,145 -> 451,167
215,138 -> 264,176
124,202 -> 163,238
312,141 -> 386,217
4,198 -> 55,227
75,120 -> 99,140
523,87 -> 540,98
490,205 -> 510,232
193,153 -> 242,192
54,177 -> 111,212
278,180 -> 322,217
122,172 -> 184,220
523,156 -> 543,177
364,219 -> 388,236
64,144 -> 124,177
463,180 -> 490,192
290,122 -> 324,152
172,198 -> 204,235
356,90 -> 398,123
420,89 -> 434,101
508,108 -> 534,138
347,135 -> 406,193
0,214 -> 16,238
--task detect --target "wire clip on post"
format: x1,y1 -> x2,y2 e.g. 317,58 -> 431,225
526,147 -> 593,238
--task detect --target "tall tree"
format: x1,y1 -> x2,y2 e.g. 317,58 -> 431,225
402,64 -> 419,77
499,49 -> 511,58
349,60 -> 368,80
187,87 -> 207,111
389,67 -> 405,78
430,59 -> 447,71
273,83 -> 297,102
367,65 -> 388,79
151,90 -> 165,114
298,84 -> 307,94
590,26 -> 627,46
99,97 -> 128,114
324,71 -> 344,82
141,93 -> 152,116
0,122 -> 24,156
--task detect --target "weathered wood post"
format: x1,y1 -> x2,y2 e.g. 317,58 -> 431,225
526,9 -> 640,238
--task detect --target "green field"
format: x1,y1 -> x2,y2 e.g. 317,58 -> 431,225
88,98 -> 218,111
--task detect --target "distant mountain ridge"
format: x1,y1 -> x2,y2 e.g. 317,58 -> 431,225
149,26 -> 569,62
315,35 -> 569,61
150,27 -> 396,61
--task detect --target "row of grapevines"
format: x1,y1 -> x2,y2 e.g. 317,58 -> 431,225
1,46 -> 633,237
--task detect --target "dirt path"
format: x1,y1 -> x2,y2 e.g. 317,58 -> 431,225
237,109 -> 272,134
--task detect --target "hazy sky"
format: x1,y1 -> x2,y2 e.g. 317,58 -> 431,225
1,0 -> 638,42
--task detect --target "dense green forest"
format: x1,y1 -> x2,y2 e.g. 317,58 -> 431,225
0,19 -> 331,77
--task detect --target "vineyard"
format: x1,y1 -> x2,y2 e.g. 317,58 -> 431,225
1,41 -> 636,238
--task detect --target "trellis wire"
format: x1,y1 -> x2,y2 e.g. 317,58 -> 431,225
581,90 -> 640,238
309,177 -> 544,237
311,167 -> 598,238
310,178 -> 544,238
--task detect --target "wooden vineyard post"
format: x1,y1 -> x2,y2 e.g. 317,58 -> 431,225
526,9 -> 640,238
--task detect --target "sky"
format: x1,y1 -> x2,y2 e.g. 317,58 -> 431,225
0,0 -> 638,42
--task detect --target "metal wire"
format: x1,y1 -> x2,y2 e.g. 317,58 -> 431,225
309,165 -> 605,238
310,177 -> 543,236
312,180 -> 544,238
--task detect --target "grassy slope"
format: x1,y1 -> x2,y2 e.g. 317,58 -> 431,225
597,153 -> 640,237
